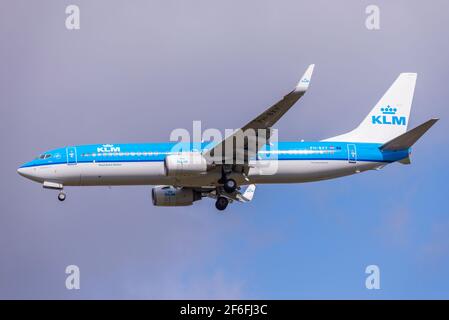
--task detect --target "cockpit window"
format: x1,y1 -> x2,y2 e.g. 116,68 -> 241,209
37,154 -> 52,159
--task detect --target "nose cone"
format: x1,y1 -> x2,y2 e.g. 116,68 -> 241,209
17,166 -> 31,179
17,165 -> 39,182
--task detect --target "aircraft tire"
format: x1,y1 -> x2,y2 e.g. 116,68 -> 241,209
215,196 -> 229,211
58,192 -> 66,201
223,179 -> 237,193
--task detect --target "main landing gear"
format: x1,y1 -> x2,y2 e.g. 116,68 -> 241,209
58,192 -> 66,201
219,166 -> 237,194
223,178 -> 237,193
215,196 -> 229,211
215,167 -> 237,211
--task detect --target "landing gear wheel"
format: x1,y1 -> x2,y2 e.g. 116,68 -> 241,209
215,196 -> 229,211
58,192 -> 66,202
223,178 -> 237,193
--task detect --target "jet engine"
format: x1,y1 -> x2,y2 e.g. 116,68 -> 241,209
151,186 -> 202,206
164,153 -> 208,177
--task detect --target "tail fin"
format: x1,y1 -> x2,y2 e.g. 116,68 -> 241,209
380,118 -> 439,151
324,73 -> 417,143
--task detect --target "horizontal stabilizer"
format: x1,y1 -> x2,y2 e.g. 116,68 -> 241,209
398,157 -> 411,165
380,118 -> 439,151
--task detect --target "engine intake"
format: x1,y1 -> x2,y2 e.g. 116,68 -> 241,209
152,186 -> 202,206
164,153 -> 207,177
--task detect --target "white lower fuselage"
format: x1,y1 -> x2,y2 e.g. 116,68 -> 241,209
20,160 -> 383,187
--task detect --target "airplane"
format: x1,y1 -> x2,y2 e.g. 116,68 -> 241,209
17,65 -> 438,211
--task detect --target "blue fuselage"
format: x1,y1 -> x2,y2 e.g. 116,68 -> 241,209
17,141 -> 409,187
20,141 -> 409,169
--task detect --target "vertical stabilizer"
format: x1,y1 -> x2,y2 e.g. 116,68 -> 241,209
324,73 -> 417,143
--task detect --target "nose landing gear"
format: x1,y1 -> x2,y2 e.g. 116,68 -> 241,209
58,192 -> 66,202
42,181 -> 66,202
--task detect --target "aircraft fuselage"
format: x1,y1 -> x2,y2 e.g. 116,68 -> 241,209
17,141 -> 409,187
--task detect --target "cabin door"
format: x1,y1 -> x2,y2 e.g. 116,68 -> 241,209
66,147 -> 78,165
347,144 -> 357,163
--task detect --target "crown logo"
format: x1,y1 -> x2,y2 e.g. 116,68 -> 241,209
380,106 -> 397,115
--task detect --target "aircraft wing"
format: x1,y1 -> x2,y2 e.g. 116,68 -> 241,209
203,64 -> 314,165
237,184 -> 256,202
205,184 -> 257,203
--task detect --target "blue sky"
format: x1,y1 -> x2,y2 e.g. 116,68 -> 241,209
1,0 -> 448,299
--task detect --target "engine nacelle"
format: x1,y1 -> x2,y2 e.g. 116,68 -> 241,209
164,153 -> 207,177
151,186 -> 202,206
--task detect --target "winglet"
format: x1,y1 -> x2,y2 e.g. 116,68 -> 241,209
295,64 -> 315,92
240,184 -> 256,202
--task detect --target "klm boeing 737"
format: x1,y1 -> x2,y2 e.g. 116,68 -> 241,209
17,65 -> 438,210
